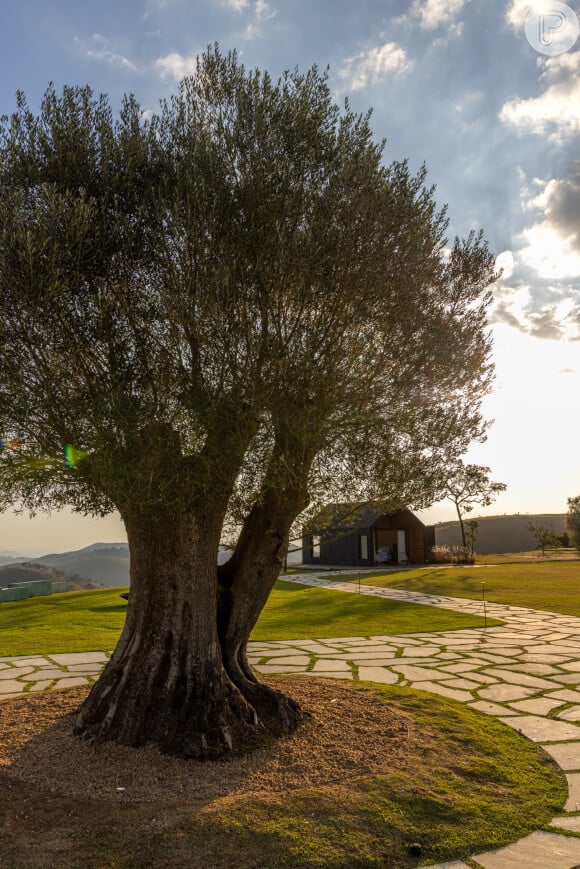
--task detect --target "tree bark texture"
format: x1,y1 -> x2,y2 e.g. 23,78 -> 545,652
74,505 -> 306,758
217,486 -> 309,732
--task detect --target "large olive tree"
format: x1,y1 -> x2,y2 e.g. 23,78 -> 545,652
0,47 -> 495,758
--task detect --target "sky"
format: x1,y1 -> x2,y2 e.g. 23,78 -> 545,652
0,0 -> 579,555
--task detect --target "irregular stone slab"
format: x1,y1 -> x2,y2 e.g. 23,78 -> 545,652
457,672 -> 499,685
508,698 -> 565,715
0,680 -> 25,694
565,773 -> 580,811
478,684 -> 538,703
263,655 -> 310,666
28,680 -> 55,692
482,669 -> 560,690
476,830 -> 580,869
503,715 -> 580,743
5,657 -> 50,667
64,663 -> 107,673
506,663 -> 561,676
440,678 -> 480,690
311,659 -> 351,672
257,647 -> 311,658
548,689 -> 580,704
351,658 -> 401,667
474,654 -> 518,665
540,742 -> 580,770
20,670 -> 67,681
302,670 -> 353,680
469,701 -> 517,717
358,667 -> 399,684
0,667 -> 34,680
561,661 -> 580,673
521,654 -> 574,664
392,664 -> 444,682
253,665 -> 308,674
439,663 -> 482,673
53,677 -> 90,689
549,816 -> 580,832
49,652 -> 108,666
551,674 -> 580,685
401,645 -> 442,657
525,645 -> 580,657
329,650 -> 397,660
413,682 -> 474,703
556,707 -> 580,722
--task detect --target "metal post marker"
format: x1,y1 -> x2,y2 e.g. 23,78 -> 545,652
481,581 -> 487,628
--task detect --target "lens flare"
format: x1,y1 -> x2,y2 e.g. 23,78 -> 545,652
64,444 -> 89,468
0,438 -> 22,451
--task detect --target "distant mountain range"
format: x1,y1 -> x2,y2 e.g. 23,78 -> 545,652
24,542 -> 131,587
434,514 -> 568,554
1,541 -> 237,588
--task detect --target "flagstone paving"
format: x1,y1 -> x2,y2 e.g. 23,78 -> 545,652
3,570 -> 580,866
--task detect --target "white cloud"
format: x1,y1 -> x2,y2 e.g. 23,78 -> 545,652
154,51 -> 200,81
411,0 -> 465,31
496,250 -> 515,280
75,34 -> 137,71
338,42 -> 412,92
222,0 -> 250,10
255,0 -> 275,20
517,221 -> 580,280
490,283 -> 580,340
506,0 -> 578,31
517,169 -> 580,280
499,51 -> 580,139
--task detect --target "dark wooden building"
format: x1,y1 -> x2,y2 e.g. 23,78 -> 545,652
302,504 -> 435,567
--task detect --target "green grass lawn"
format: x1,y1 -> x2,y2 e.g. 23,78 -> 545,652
342,560 -> 580,616
0,579 -> 497,657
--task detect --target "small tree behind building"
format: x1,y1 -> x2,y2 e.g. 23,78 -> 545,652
567,497 -> 580,552
442,463 -> 506,548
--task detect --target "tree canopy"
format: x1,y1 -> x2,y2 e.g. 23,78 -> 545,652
0,47 -> 497,757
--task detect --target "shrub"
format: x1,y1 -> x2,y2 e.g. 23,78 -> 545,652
430,545 -> 475,565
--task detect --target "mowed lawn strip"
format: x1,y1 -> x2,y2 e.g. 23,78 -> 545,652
252,579 -> 498,640
344,560 -> 580,616
0,580 -> 497,656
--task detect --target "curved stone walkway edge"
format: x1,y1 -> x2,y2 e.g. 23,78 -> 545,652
3,571 -> 580,867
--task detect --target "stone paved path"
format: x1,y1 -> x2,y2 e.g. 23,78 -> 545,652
3,571 -> 580,867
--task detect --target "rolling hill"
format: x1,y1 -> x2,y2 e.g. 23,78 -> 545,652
0,561 -> 102,591
435,514 -> 568,554
13,541 -> 236,587
28,543 -> 130,587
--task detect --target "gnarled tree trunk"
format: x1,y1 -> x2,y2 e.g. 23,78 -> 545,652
74,502 -> 307,758
74,512 -> 265,758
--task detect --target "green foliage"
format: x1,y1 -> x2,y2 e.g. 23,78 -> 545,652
441,462 -> 506,548
0,46 -> 496,534
525,520 -> 561,555
567,495 -> 580,552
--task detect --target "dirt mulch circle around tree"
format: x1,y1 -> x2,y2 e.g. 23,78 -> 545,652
0,677 -> 412,805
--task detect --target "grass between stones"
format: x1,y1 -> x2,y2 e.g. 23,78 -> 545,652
343,560 -> 580,616
0,681 -> 566,868
0,581 -> 497,657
